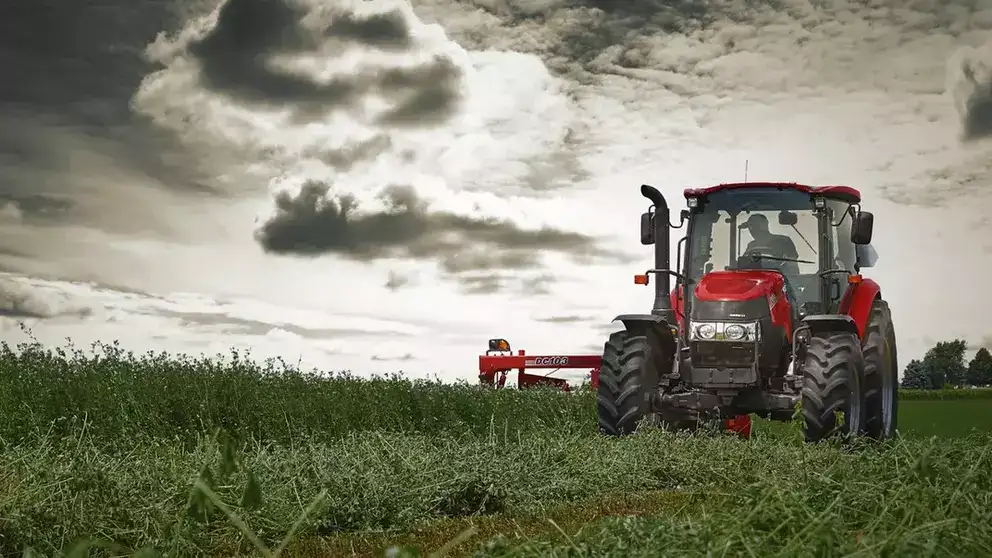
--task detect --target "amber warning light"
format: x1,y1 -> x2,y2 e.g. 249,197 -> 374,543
634,274 -> 649,285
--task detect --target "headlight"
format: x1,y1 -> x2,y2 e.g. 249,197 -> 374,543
695,323 -> 716,340
690,321 -> 760,342
724,324 -> 746,341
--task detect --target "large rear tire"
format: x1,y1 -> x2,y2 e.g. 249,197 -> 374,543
597,329 -> 662,436
801,332 -> 866,442
862,299 -> 899,440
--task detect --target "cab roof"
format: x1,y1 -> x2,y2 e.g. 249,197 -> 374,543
683,182 -> 861,204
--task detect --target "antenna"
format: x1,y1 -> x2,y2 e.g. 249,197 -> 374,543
744,160 -> 749,182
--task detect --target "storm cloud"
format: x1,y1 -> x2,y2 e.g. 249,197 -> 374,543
128,0 -> 600,290
255,180 -> 608,276
168,0 -> 463,124
0,277 -> 91,320
0,0 -> 228,248
949,39 -> 992,140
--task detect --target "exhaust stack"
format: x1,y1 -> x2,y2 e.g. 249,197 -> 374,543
639,184 -> 673,321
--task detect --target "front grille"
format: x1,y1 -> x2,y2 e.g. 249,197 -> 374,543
691,341 -> 756,368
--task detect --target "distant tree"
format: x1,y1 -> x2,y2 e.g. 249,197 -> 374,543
967,348 -> 992,387
901,359 -> 931,389
922,339 -> 967,387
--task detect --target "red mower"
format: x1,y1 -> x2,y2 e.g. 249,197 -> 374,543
479,182 -> 898,443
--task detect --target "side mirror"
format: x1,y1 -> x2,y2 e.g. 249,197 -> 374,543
640,211 -> 655,245
856,244 -> 878,268
778,211 -> 798,226
851,211 -> 873,245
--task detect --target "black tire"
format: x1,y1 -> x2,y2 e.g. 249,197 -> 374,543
862,299 -> 899,440
801,332 -> 866,442
597,329 -> 662,436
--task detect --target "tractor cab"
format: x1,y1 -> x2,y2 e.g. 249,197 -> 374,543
640,183 -> 875,343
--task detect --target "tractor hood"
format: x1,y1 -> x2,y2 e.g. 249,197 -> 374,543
694,270 -> 784,302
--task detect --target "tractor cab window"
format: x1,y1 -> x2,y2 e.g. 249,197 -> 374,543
827,199 -> 857,273
686,188 -> 823,306
736,211 -> 819,276
686,210 -> 733,279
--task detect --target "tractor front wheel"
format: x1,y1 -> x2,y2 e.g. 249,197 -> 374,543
597,329 -> 662,436
800,332 -> 866,442
862,299 -> 899,440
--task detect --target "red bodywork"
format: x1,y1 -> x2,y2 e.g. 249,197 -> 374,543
839,276 -> 881,338
694,270 -> 794,341
684,182 -> 861,204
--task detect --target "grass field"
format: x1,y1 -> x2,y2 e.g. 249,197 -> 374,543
1,339 -> 991,557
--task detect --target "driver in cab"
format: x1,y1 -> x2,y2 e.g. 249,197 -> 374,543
741,214 -> 800,275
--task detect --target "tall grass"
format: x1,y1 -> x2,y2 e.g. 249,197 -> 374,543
1,337 -> 991,556
0,339 -> 593,448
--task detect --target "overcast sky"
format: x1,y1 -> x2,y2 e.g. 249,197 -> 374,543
2,0 -> 992,382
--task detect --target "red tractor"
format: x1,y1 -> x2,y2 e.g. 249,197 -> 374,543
598,182 -> 898,442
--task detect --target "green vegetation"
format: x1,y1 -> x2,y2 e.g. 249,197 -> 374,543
1,338 -> 991,557
901,338 -> 992,389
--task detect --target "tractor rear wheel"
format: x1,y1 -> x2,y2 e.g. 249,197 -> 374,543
800,331 -> 866,442
862,299 -> 898,440
597,329 -> 662,436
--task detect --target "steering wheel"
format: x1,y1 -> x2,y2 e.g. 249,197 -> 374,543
738,244 -> 779,270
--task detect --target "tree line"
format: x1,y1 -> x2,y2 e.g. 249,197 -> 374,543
900,339 -> 992,389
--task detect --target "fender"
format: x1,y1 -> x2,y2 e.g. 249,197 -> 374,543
613,313 -> 673,337
837,277 -> 881,339
612,313 -> 677,370
612,313 -> 677,347
800,314 -> 859,337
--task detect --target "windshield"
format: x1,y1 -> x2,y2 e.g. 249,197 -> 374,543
686,188 -> 819,282
684,187 -> 862,313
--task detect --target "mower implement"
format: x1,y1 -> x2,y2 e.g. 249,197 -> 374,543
477,338 -> 754,439
478,338 -> 601,392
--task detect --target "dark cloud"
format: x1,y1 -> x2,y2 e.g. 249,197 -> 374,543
0,280 -> 91,320
0,192 -> 72,223
371,353 -> 414,362
0,0 -> 184,124
535,314 -> 592,323
0,0 -> 234,271
434,0 -> 719,78
950,43 -> 992,140
458,274 -> 503,295
432,0 -> 987,97
521,274 -> 554,295
0,0 -> 220,198
184,0 -> 463,123
255,180 -> 613,279
147,308 -> 413,340
458,272 -> 555,295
